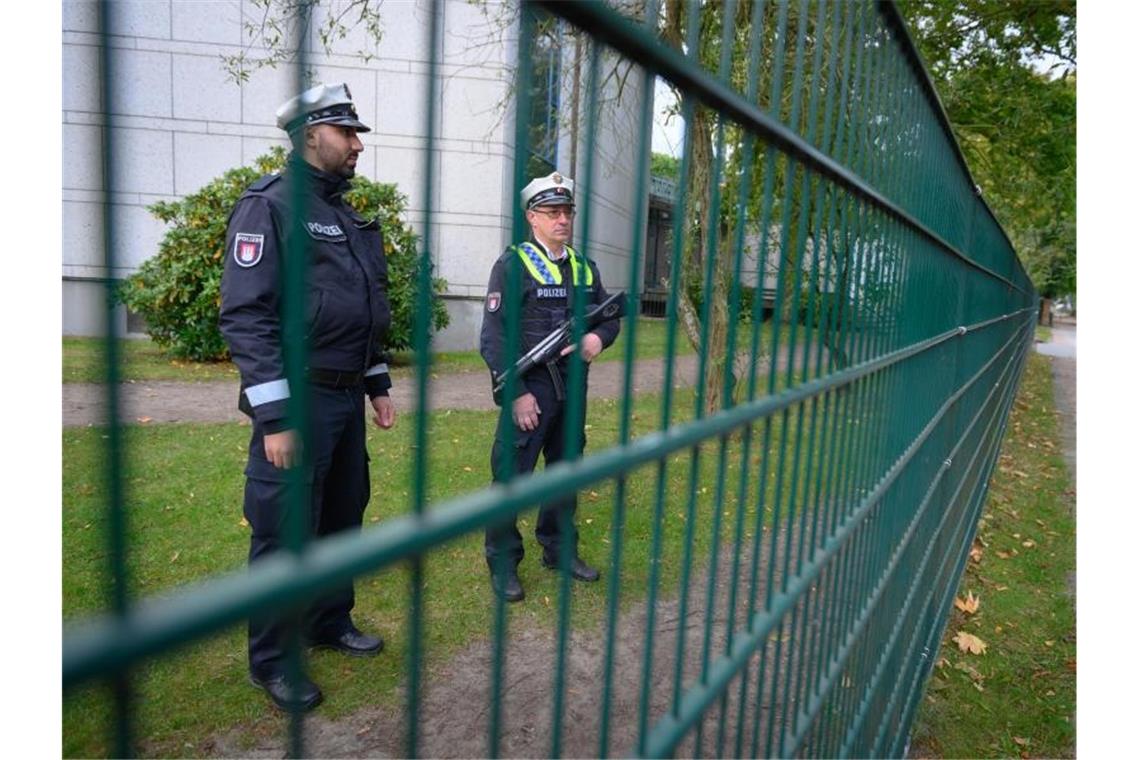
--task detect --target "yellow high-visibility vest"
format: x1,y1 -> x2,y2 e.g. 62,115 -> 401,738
515,242 -> 594,287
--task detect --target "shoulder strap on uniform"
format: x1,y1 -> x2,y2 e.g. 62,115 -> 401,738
515,241 -> 562,285
247,174 -> 282,193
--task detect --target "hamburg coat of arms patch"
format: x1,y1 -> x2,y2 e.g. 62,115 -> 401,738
233,233 -> 265,268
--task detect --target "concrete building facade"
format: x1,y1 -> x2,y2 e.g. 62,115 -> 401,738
62,0 -> 646,350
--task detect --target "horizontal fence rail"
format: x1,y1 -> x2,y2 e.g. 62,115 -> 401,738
64,0 -> 1035,757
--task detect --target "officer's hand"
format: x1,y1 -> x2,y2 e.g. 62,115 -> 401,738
264,430 -> 300,469
513,392 -> 541,432
371,395 -> 396,429
560,332 -> 604,363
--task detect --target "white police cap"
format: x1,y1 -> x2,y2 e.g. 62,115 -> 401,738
275,82 -> 371,134
521,172 -> 575,210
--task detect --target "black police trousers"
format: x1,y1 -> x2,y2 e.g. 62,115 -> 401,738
485,379 -> 586,568
243,384 -> 370,679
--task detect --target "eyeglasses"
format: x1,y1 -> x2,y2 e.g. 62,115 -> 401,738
530,207 -> 576,220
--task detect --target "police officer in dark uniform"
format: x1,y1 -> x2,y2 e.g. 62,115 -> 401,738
219,82 -> 394,711
480,172 -> 621,602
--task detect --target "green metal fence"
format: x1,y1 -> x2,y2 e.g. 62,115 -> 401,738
64,0 -> 1036,757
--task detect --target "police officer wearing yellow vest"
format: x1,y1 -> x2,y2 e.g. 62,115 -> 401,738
479,172 -> 620,602
219,82 -> 393,711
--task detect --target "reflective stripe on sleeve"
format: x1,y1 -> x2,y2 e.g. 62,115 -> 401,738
244,378 -> 290,406
365,363 -> 389,377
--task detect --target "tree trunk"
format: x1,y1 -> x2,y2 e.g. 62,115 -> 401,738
662,1 -> 740,416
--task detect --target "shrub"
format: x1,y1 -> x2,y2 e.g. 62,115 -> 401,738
119,146 -> 449,361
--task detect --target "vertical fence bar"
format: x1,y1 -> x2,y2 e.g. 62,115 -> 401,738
667,0 -> 710,731
636,0 -> 701,744
96,2 -> 131,755
597,0 -> 659,754
488,6 -> 536,755
406,0 -> 443,755
279,5 -> 315,756
691,1 -> 741,754
718,0 -> 770,754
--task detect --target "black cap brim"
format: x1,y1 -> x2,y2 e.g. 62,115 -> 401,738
310,115 -> 371,133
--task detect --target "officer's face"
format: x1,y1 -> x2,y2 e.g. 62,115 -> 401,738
308,124 -> 364,178
527,204 -> 575,246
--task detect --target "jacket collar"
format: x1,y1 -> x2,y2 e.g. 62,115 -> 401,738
287,153 -> 352,201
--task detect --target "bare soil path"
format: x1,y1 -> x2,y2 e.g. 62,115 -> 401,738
62,356 -> 706,428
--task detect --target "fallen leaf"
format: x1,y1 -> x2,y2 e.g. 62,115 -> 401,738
1013,737 -> 1029,747
170,550 -> 181,563
1022,539 -> 1036,548
138,416 -> 154,424
996,550 -> 1011,559
543,595 -> 551,607
1044,640 -> 1055,647
969,546 -> 983,563
954,591 -> 981,615
462,466 -> 473,472
239,517 -> 250,528
953,631 -> 988,655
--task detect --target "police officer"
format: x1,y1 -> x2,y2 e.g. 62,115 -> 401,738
480,172 -> 621,602
220,82 -> 394,712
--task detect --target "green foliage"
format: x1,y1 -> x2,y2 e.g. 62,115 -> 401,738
650,152 -> 681,180
119,146 -> 448,361
898,0 -> 1076,298
117,153 -> 275,360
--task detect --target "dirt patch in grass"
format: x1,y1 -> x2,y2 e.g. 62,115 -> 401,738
207,525 -> 810,758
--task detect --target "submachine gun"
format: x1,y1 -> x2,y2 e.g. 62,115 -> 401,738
492,291 -> 626,401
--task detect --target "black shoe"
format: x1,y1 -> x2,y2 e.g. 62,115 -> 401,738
542,555 -> 601,582
310,624 -> 384,657
490,568 -> 525,602
249,672 -> 323,712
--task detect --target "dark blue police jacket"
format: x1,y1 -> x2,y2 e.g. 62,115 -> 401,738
219,156 -> 393,434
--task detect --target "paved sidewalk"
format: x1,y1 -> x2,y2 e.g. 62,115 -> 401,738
1035,319 -> 1076,479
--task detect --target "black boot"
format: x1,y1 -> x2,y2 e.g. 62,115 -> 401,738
490,566 -> 525,602
542,554 -> 600,582
250,671 -> 323,712
310,622 -> 384,657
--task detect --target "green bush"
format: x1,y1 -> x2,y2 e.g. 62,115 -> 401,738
119,146 -> 449,361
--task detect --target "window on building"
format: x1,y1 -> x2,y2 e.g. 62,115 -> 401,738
527,12 -> 562,180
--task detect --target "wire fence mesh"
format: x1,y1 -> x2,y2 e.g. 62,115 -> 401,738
64,0 -> 1035,756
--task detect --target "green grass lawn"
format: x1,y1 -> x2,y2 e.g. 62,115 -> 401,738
62,330 -> 1046,758
63,385 -> 802,757
63,317 -> 698,384
908,352 -> 1076,758
62,337 -> 241,384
